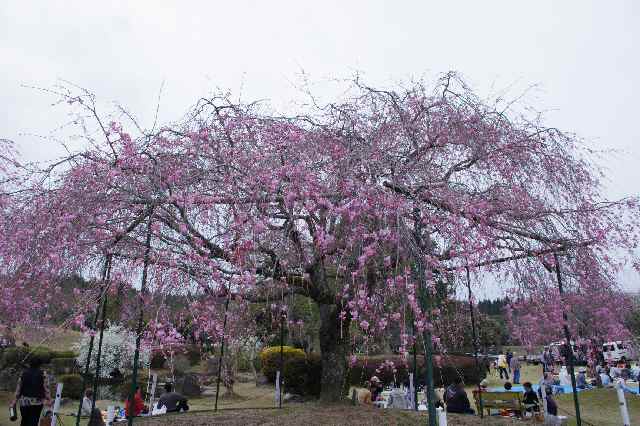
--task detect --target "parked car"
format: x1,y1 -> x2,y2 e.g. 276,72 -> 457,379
603,341 -> 636,363
520,354 -> 542,365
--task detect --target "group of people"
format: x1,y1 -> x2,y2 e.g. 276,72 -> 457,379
595,361 -> 640,386
495,350 -> 521,384
85,382 -> 190,422
9,355 -> 189,426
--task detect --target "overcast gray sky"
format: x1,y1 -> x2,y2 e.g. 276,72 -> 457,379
2,0 -> 638,296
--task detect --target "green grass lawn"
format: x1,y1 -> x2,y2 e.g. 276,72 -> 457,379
477,362 -> 640,425
2,335 -> 637,425
556,388 -> 639,426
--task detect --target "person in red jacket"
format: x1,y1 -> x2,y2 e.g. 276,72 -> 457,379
124,387 -> 147,418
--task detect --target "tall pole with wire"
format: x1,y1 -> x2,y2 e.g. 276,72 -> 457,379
553,253 -> 582,426
465,266 -> 483,418
128,217 -> 153,426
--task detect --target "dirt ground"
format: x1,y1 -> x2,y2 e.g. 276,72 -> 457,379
137,405 -> 516,426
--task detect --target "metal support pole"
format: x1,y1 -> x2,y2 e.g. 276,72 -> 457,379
214,294 -> 230,411
553,253 -> 582,426
128,218 -> 153,426
75,256 -> 111,426
465,266 -> 483,418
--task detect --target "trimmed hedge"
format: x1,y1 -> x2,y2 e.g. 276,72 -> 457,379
51,357 -> 77,374
1,346 -> 53,368
58,374 -> 83,399
260,346 -> 305,382
347,354 -> 486,387
260,346 -> 322,397
182,345 -> 201,366
150,350 -> 166,369
117,378 -> 150,399
51,350 -> 77,359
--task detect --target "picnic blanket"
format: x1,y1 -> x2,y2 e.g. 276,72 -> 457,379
489,384 -> 590,394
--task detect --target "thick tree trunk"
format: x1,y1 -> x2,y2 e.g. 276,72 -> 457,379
318,302 -> 349,403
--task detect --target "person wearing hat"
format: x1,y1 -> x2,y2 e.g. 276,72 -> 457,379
369,376 -> 383,402
576,367 -> 588,389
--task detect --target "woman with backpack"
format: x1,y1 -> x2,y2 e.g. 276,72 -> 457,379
10,357 -> 51,426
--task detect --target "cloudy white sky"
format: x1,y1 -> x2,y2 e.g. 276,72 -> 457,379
1,0 -> 638,295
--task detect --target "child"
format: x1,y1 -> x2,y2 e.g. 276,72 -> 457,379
544,387 -> 558,416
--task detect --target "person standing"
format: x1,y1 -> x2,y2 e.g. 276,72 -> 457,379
497,352 -> 509,380
10,357 -> 51,426
506,351 -> 513,374
510,355 -> 521,384
543,347 -> 554,373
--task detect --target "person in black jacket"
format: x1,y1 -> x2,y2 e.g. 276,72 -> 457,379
522,382 -> 539,413
444,377 -> 474,415
10,357 -> 51,426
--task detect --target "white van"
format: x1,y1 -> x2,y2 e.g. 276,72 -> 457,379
603,341 -> 635,363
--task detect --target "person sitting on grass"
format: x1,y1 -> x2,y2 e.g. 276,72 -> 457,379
157,383 -> 189,413
576,367 -> 589,389
125,386 -> 147,418
522,382 -> 539,413
369,376 -> 383,402
81,389 -> 96,416
444,377 -> 475,415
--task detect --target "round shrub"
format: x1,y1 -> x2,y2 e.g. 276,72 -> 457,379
58,374 -> 83,399
302,352 -> 322,397
182,345 -> 201,366
171,354 -> 191,376
282,355 -> 308,394
150,350 -> 166,369
117,378 -> 149,399
259,346 -> 305,382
